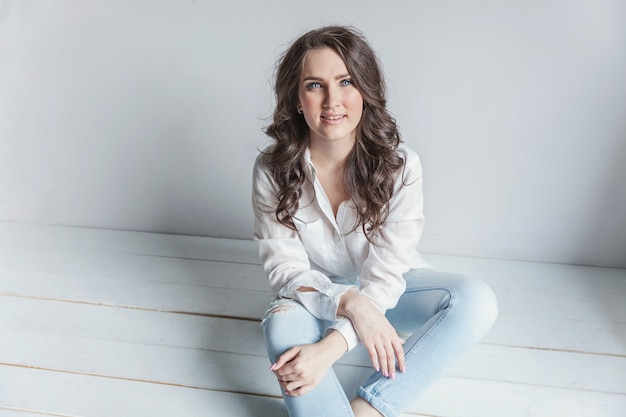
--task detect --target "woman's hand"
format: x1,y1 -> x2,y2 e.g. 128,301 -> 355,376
339,291 -> 405,379
269,330 -> 347,396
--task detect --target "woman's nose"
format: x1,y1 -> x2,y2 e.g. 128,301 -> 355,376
323,86 -> 340,108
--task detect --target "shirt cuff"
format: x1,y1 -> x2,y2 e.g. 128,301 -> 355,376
279,271 -> 358,322
327,317 -> 360,351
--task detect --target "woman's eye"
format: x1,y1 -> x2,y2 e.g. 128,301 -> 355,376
306,82 -> 322,89
340,79 -> 352,87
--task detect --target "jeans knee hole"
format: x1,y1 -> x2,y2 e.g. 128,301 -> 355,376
261,302 -> 297,325
268,305 -> 293,315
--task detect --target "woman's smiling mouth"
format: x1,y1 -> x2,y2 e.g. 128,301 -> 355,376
321,114 -> 345,123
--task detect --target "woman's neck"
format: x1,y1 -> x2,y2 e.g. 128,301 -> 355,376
308,136 -> 355,217
309,136 -> 356,170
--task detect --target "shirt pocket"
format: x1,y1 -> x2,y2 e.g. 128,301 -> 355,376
293,218 -> 328,267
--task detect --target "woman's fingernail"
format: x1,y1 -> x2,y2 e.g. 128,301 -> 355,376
269,363 -> 276,370
401,366 -> 407,373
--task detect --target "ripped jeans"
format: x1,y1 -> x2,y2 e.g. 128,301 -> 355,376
261,268 -> 498,417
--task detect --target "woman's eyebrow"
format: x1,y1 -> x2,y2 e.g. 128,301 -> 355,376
302,73 -> 351,82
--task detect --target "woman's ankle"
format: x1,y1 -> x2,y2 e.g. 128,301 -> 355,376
350,397 -> 384,417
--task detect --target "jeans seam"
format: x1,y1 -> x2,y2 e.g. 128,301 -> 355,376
364,286 -> 456,411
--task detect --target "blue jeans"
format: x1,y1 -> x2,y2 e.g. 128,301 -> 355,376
262,268 -> 498,417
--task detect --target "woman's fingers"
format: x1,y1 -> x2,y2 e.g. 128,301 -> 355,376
283,384 -> 310,397
366,336 -> 406,378
270,347 -> 300,371
378,345 -> 391,377
272,341 -> 341,397
276,371 -> 297,383
345,294 -> 408,377
386,344 -> 397,378
385,337 -> 405,378
377,343 -> 396,378
393,338 -> 406,373
368,348 -> 380,372
275,365 -> 300,394
278,370 -> 314,397
282,381 -> 307,395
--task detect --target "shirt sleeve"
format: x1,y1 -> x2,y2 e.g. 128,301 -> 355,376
251,154 -> 358,326
358,148 -> 425,313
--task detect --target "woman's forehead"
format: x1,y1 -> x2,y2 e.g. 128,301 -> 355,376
300,48 -> 349,79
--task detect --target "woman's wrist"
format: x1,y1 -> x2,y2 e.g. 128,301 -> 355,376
321,329 -> 349,361
337,288 -> 361,318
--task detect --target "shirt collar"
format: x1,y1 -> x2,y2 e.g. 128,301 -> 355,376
303,147 -> 317,178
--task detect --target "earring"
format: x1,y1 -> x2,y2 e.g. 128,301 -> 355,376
297,108 -> 303,114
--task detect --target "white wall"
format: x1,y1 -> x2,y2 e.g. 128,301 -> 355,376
1,0 -> 625,267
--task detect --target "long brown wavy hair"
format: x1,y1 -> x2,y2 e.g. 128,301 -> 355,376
264,25 -> 406,240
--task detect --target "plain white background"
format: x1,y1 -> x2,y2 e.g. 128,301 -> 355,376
0,0 -> 624,267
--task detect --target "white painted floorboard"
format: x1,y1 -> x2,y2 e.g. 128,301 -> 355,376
0,221 -> 625,416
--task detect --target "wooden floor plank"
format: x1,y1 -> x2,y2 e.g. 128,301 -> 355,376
0,365 -> 286,417
0,296 -> 264,352
0,253 -> 269,291
0,410 -> 63,417
0,271 -> 271,320
453,344 -> 626,394
423,254 -> 626,294
484,312 -> 626,355
0,221 -> 260,264
412,377 -> 626,417
490,282 -> 626,321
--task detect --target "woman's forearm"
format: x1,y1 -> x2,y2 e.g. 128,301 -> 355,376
294,286 -> 350,358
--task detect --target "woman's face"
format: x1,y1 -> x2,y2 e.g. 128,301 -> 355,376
298,48 -> 364,147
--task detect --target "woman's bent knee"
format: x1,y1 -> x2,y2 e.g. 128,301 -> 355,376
458,277 -> 498,334
262,298 -> 323,360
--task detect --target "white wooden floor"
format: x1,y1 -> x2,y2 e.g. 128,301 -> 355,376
0,221 -> 624,417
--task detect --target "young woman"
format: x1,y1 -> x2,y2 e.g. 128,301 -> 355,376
252,25 -> 498,417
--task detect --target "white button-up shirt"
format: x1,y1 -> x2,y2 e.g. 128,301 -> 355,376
252,143 -> 429,350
